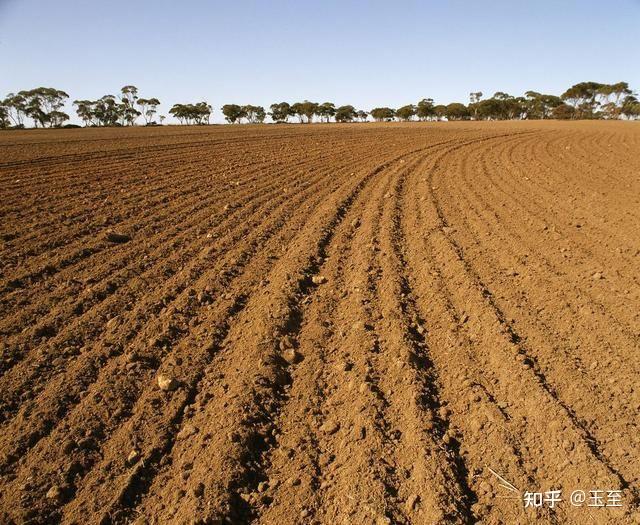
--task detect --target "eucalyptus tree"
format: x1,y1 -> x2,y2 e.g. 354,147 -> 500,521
469,91 -> 483,103
475,98 -> 501,120
291,101 -> 319,123
269,102 -> 291,123
356,110 -> 369,122
416,98 -> 435,120
169,103 -> 195,124
561,82 -> 603,118
300,101 -> 319,123
0,104 -> 9,128
444,103 -> 469,120
597,82 -> 632,119
95,95 -> 121,126
120,85 -> 138,107
195,102 -> 212,124
73,99 -> 96,126
524,91 -> 562,119
395,104 -> 416,121
334,105 -> 356,122
317,102 -> 336,122
468,92 -> 483,120
20,87 -> 69,127
2,93 -> 27,127
551,104 -> 576,119
621,95 -> 640,119
242,104 -> 266,123
221,104 -> 245,123
119,85 -> 140,125
137,97 -> 161,124
369,107 -> 395,121
120,104 -> 141,126
290,102 -> 305,123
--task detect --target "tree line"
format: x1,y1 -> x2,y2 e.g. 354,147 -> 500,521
1,81 -> 639,129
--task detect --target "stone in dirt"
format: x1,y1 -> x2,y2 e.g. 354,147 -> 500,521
127,449 -> 140,464
312,275 -> 327,285
279,335 -> 295,350
46,485 -> 62,501
157,374 -> 179,391
320,419 -> 340,434
105,231 -> 131,243
177,424 -> 199,440
282,348 -> 302,365
405,493 -> 420,512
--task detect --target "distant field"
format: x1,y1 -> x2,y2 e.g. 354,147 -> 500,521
0,121 -> 639,524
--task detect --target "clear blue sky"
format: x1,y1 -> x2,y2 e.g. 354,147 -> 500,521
1,0 -> 639,123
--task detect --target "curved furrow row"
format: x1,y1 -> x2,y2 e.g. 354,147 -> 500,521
1,122 -> 638,525
0,129 -> 318,178
252,172 -> 397,523
417,132 -> 634,522
485,129 -> 639,284
465,131 -> 639,359
252,152 -> 411,525
453,132 -> 639,351
0,134 -> 361,260
401,135 -> 564,524
0,153 -> 348,465
0,135 -> 376,348
254,148 -> 473,525
0,136 -> 349,288
442,129 -> 640,431
113,145 -> 431,525
429,129 -> 640,497
534,128 -> 640,226
0,142 -> 380,520
0,143 -> 352,392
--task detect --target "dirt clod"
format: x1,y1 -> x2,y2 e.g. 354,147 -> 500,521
127,449 -> 140,464
282,348 -> 302,365
319,420 -> 340,435
157,374 -> 179,391
46,485 -> 62,501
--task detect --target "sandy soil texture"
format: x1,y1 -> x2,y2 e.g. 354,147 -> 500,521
0,121 -> 639,524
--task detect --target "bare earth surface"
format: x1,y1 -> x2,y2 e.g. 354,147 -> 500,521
0,121 -> 639,525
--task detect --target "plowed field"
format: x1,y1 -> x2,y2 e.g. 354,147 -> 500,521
0,121 -> 639,524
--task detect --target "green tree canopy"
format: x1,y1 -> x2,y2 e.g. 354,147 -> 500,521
20,87 -> 69,127
221,104 -> 245,123
395,104 -> 416,121
270,102 -> 291,123
416,98 -> 435,120
242,105 -> 266,123
317,102 -> 336,122
356,110 -> 369,122
137,97 -> 161,124
445,102 -> 469,120
370,107 -> 395,121
335,105 -> 356,122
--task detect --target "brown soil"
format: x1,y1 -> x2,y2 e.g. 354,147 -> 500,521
0,121 -> 638,524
